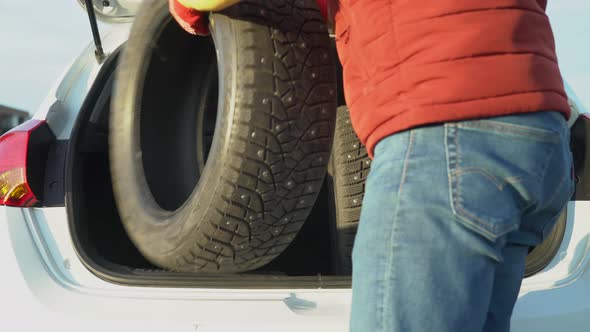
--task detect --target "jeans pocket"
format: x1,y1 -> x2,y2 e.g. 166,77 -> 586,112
445,117 -> 563,241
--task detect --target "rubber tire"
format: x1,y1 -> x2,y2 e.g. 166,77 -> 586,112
327,106 -> 370,274
328,107 -> 568,276
110,0 -> 337,273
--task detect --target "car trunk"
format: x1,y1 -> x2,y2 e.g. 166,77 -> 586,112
65,24 -> 353,287
67,2 -> 576,287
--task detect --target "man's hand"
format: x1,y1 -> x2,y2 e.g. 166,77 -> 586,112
169,0 -> 329,36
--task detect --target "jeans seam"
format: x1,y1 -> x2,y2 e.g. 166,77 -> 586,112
454,207 -> 520,240
380,130 -> 415,331
543,149 -> 571,213
452,125 -> 502,238
456,121 -> 560,143
451,168 -> 524,190
446,124 -> 519,240
540,144 -> 559,182
445,124 -> 454,223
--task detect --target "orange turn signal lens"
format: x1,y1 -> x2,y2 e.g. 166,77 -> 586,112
0,168 -> 36,207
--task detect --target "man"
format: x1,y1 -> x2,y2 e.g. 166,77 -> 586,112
171,1 -> 573,331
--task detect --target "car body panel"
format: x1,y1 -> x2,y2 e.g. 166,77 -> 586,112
4,200 -> 590,330
33,28 -> 129,140
1,206 -> 350,331
4,20 -> 590,331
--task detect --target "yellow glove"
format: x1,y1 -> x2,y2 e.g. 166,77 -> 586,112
177,0 -> 241,11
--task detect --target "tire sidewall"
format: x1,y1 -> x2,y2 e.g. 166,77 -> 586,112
110,0 -> 239,264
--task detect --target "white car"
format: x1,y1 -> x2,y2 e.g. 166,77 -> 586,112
2,0 -> 590,331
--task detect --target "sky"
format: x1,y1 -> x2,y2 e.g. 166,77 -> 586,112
0,1 -> 92,113
0,1 -> 589,113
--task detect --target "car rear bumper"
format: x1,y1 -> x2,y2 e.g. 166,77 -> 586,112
4,202 -> 590,330
0,206 -> 351,331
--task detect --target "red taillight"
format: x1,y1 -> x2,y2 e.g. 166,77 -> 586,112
0,120 -> 47,207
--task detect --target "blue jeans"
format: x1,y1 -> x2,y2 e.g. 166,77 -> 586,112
350,111 -> 574,332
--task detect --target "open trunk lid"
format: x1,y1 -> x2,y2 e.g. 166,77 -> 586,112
77,0 -> 142,23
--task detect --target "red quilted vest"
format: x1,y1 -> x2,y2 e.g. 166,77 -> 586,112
333,0 -> 569,157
